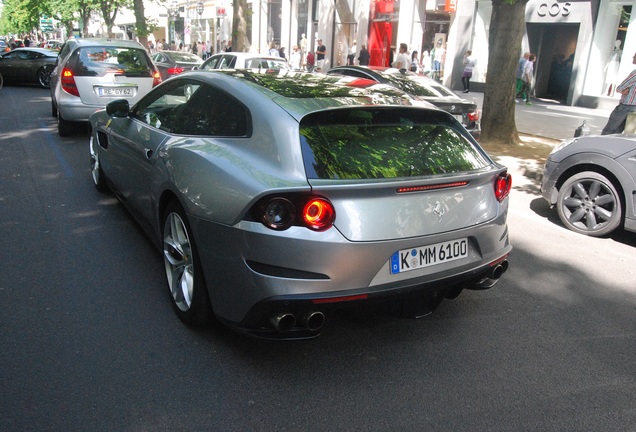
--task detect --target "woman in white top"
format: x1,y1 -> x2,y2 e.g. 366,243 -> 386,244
461,50 -> 477,93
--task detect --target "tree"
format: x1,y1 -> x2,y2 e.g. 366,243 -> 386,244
231,0 -> 249,52
480,0 -> 529,146
1,0 -> 46,34
132,0 -> 149,49
99,0 -> 131,37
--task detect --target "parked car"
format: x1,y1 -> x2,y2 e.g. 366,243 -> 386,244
541,134 -> 636,237
0,39 -> 9,53
151,50 -> 203,80
197,52 -> 289,71
45,40 -> 63,50
88,70 -> 511,339
327,66 -> 481,139
50,38 -> 161,136
0,47 -> 57,87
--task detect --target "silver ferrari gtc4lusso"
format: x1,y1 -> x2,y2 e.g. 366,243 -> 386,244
88,69 -> 512,339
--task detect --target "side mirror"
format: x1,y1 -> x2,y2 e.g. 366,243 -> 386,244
106,99 -> 130,117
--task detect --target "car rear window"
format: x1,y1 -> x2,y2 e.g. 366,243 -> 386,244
69,46 -> 154,77
299,108 -> 489,180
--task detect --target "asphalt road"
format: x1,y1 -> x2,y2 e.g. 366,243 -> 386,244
1,85 -> 635,431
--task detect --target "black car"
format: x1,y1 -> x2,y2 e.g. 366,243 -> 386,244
151,50 -> 203,80
327,66 -> 481,139
0,47 -> 57,88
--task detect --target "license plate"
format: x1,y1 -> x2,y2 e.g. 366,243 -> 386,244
390,238 -> 468,274
97,87 -> 135,97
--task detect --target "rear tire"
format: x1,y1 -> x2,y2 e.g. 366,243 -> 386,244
57,112 -> 73,137
162,201 -> 213,325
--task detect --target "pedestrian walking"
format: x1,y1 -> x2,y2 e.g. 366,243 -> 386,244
348,41 -> 357,65
358,44 -> 370,66
520,53 -> 536,105
461,50 -> 476,93
315,39 -> 327,71
516,52 -> 530,98
602,52 -> 636,134
392,43 -> 410,70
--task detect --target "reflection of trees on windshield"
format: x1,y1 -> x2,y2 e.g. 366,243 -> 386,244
300,109 -> 489,180
231,70 -> 410,101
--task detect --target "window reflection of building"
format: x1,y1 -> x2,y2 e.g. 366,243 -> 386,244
604,6 -> 631,97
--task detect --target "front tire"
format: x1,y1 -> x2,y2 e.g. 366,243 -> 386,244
37,67 -> 52,88
162,201 -> 213,325
556,171 -> 622,237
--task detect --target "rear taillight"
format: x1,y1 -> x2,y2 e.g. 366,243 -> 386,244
468,110 -> 480,122
262,198 -> 296,230
258,195 -> 335,231
61,67 -> 79,97
167,67 -> 185,75
152,71 -> 162,86
302,198 -> 335,231
494,172 -> 512,202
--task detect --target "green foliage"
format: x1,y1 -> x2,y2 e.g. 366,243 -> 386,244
0,0 -> 46,33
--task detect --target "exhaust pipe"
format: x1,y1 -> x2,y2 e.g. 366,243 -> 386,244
271,313 -> 296,332
303,312 -> 325,332
488,260 -> 509,280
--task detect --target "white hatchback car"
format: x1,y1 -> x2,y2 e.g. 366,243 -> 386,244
198,52 -> 290,71
50,38 -> 161,136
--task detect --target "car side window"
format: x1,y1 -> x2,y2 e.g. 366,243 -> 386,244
132,79 -> 249,137
132,80 -> 197,132
173,83 -> 249,137
202,55 -> 220,70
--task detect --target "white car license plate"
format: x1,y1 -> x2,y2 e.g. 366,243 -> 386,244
98,87 -> 136,97
391,238 -> 468,274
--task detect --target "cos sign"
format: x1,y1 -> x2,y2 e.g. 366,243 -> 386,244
538,2 -> 571,17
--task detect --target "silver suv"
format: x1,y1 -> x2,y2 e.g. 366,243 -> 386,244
50,38 -> 161,136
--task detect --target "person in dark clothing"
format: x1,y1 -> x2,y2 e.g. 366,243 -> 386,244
358,44 -> 370,66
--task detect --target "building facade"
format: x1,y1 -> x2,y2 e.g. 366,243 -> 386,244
146,0 -> 634,108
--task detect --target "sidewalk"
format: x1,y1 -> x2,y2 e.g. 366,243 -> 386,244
463,92 -> 612,141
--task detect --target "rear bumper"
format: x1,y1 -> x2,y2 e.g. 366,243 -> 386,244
226,252 -> 510,339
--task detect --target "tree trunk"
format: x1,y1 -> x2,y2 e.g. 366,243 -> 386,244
232,0 -> 249,52
133,0 -> 148,49
480,0 -> 529,145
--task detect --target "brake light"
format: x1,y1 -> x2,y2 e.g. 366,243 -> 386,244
302,198 -> 335,231
167,67 -> 185,75
152,71 -> 162,86
468,110 -> 480,122
494,172 -> 512,202
61,67 -> 79,97
258,196 -> 335,231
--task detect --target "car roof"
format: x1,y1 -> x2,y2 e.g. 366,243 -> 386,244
183,69 -> 434,119
68,38 -> 146,49
212,52 -> 283,61
9,47 -> 58,55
